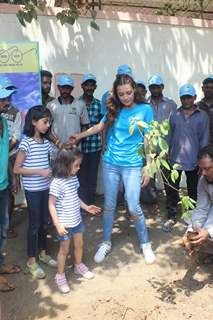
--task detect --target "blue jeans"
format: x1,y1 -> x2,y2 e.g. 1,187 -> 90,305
25,189 -> 49,257
78,151 -> 101,204
102,161 -> 149,245
0,189 -> 9,269
56,221 -> 84,241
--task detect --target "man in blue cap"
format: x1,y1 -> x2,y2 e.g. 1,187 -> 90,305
163,84 -> 209,232
47,74 -> 89,158
136,80 -> 147,99
0,76 -> 21,238
147,75 -> 177,123
197,75 -> 213,145
0,85 -> 21,292
78,74 -> 102,204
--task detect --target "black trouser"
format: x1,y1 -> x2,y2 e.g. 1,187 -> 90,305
78,151 -> 101,204
162,168 -> 199,220
25,189 -> 49,257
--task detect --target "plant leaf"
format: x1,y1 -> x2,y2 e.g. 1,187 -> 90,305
129,123 -> 135,135
170,169 -> 179,183
160,159 -> 170,170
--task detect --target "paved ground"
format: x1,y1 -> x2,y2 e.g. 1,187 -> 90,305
1,193 -> 213,320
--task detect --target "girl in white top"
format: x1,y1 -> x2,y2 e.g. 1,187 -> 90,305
49,147 -> 100,294
14,106 -> 57,279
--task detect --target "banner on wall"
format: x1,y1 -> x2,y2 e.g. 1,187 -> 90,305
0,41 -> 41,114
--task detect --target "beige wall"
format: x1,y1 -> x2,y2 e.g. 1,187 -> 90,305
0,7 -> 212,104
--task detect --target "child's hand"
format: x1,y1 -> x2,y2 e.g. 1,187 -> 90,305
40,168 -> 52,178
11,175 -> 20,194
86,205 -> 101,215
56,224 -> 68,236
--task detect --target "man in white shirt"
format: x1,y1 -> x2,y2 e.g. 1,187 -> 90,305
47,74 -> 89,158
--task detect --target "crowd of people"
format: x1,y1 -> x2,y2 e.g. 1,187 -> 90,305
0,66 -> 213,294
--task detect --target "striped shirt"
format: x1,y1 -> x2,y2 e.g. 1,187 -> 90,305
19,137 -> 52,191
49,176 -> 81,227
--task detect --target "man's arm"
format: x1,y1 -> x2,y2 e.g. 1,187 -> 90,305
199,113 -> 209,148
188,177 -> 210,230
9,111 -> 22,151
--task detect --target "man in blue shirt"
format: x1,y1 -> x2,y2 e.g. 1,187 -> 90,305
163,84 -> 209,232
78,74 -> 102,204
0,86 -> 20,292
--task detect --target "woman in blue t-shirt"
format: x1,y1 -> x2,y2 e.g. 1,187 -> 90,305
72,74 -> 155,264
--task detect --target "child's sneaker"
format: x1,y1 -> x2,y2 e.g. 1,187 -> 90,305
74,263 -> 94,279
94,241 -> 111,263
39,254 -> 57,268
55,273 -> 70,294
141,243 -> 155,264
25,262 -> 46,279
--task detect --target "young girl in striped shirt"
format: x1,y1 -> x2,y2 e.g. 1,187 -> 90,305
49,148 -> 100,294
14,106 -> 57,279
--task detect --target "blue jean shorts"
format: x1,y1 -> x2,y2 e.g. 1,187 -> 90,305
56,221 -> 84,241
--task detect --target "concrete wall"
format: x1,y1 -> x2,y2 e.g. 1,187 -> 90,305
0,4 -> 212,104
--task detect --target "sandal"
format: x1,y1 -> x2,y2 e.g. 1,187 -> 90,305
0,264 -> 21,275
39,254 -> 57,268
0,275 -> 15,292
25,262 -> 46,279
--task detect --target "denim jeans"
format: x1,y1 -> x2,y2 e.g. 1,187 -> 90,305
78,151 -> 101,204
0,189 -> 9,269
102,161 -> 149,245
25,189 -> 49,257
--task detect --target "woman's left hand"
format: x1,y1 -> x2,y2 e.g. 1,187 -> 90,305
141,174 -> 150,187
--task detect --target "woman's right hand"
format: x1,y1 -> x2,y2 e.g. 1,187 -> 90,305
69,134 -> 81,146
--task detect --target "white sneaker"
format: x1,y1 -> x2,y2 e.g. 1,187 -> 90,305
141,243 -> 155,264
94,241 -> 111,263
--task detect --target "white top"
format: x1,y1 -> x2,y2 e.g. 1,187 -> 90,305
19,137 -> 52,191
49,176 -> 81,227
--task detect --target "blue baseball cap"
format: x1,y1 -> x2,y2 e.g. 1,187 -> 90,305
0,85 -> 15,99
148,75 -> 164,86
136,80 -> 146,87
179,84 -> 196,97
0,75 -> 17,90
81,73 -> 96,84
202,75 -> 213,84
117,64 -> 133,77
57,75 -> 75,87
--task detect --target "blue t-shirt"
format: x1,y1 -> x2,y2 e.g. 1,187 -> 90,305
0,116 -> 9,190
102,103 -> 153,167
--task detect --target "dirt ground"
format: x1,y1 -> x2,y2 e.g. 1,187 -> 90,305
1,192 -> 213,320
